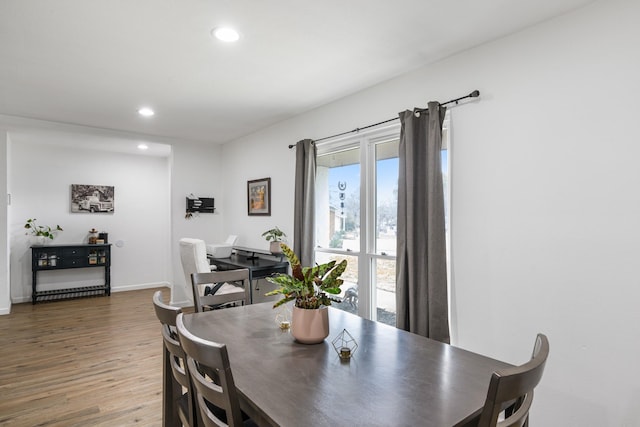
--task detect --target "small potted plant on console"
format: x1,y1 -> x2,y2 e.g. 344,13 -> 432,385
262,226 -> 287,253
24,218 -> 63,245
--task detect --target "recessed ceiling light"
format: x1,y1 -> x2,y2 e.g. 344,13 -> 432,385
138,144 -> 149,150
138,107 -> 155,117
212,27 -> 240,42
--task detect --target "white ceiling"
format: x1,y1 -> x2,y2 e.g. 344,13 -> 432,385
0,0 -> 596,146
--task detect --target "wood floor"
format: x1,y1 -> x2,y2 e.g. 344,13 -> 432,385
0,288 -> 175,426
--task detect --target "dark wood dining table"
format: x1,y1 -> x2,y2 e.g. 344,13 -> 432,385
181,302 -> 512,427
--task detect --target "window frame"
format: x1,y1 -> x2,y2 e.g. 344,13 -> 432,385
315,123 -> 400,321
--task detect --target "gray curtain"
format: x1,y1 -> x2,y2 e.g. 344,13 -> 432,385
293,139 -> 316,266
396,101 -> 450,343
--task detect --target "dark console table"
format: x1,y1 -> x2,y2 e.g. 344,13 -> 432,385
31,243 -> 111,304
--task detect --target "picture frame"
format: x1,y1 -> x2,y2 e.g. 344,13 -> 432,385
70,184 -> 115,213
247,177 -> 271,216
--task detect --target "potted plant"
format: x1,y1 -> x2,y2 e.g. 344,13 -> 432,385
266,243 -> 347,344
24,218 -> 63,245
262,226 -> 287,253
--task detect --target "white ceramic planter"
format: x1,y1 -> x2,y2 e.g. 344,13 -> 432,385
270,241 -> 283,253
30,235 -> 46,246
291,306 -> 329,344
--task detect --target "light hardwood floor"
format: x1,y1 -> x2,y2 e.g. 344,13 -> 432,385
0,288 -> 175,426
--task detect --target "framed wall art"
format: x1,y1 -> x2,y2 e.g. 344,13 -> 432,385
247,177 -> 271,216
71,184 -> 115,213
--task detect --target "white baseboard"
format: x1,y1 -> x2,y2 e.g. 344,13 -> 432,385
111,282 -> 170,293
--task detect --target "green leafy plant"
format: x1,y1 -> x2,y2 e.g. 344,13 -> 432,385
266,243 -> 347,309
261,226 -> 286,242
24,218 -> 63,239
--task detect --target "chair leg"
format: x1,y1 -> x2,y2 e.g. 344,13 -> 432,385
162,346 -> 181,427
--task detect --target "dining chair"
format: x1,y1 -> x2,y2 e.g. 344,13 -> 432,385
477,333 -> 550,427
191,269 -> 250,313
179,238 -> 247,311
176,313 -> 258,427
152,290 -> 198,427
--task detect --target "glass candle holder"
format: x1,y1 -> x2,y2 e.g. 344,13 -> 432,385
331,329 -> 358,360
274,305 -> 291,330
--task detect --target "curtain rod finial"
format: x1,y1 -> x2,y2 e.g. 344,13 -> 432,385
470,90 -> 480,97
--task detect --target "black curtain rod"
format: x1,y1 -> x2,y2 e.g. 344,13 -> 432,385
288,90 -> 480,148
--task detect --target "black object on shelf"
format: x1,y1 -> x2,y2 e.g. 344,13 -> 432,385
31,243 -> 111,304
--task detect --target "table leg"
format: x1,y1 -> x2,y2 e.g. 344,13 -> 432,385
248,271 -> 254,304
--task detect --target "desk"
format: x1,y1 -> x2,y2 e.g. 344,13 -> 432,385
182,303 -> 512,427
208,252 -> 288,303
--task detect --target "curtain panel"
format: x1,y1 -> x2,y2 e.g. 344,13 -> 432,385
396,102 -> 450,343
293,139 -> 316,267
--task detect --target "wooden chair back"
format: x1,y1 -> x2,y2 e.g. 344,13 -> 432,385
191,269 -> 250,313
152,290 -> 197,427
477,333 -> 549,427
176,313 -> 245,427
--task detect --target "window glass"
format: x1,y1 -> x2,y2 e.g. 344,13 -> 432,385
315,147 -> 360,251
375,140 -> 399,256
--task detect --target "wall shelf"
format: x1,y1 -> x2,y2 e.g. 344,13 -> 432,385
186,196 -> 215,213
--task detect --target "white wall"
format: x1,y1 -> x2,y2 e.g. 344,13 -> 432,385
9,137 -> 172,302
0,131 -> 9,314
222,0 -> 640,424
221,135 -> 297,251
169,142 -> 226,306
